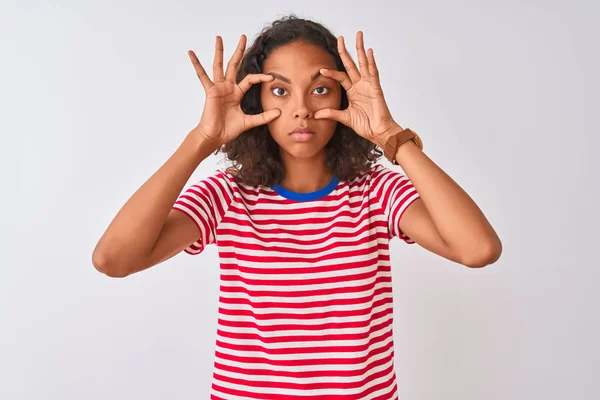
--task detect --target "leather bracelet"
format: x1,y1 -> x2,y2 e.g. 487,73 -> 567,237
383,127 -> 423,165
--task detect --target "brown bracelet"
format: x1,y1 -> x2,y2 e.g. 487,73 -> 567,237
383,128 -> 423,165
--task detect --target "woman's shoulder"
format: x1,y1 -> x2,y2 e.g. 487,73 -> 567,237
346,162 -> 395,185
186,168 -> 242,197
343,163 -> 410,201
200,167 -> 244,187
209,167 -> 264,197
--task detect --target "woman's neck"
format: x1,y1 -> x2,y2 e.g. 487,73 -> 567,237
278,153 -> 332,193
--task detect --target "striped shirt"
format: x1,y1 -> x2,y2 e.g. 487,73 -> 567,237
172,163 -> 420,399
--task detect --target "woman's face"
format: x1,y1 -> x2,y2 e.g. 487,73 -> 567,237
260,40 -> 342,160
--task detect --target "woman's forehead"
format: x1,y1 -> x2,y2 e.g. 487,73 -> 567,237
263,41 -> 336,69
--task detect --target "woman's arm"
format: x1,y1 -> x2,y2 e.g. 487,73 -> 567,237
313,31 -> 502,267
392,131 -> 502,268
92,35 -> 280,277
92,132 -> 218,277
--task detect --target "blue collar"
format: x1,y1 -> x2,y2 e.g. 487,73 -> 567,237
272,176 -> 339,202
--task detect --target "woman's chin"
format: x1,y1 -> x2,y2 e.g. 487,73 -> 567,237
280,144 -> 326,160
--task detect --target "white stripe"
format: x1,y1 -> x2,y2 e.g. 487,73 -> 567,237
220,262 -> 383,281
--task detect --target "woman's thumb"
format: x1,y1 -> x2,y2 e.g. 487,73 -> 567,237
245,109 -> 281,130
314,108 -> 348,124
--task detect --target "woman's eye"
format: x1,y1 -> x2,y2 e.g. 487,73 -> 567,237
313,87 -> 330,95
271,87 -> 329,96
272,87 -> 287,96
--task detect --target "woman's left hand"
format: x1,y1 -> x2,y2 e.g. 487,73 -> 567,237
314,31 -> 402,147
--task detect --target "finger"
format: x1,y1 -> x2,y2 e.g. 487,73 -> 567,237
356,31 -> 369,78
338,36 -> 360,83
314,108 -> 350,125
244,108 -> 281,129
319,68 -> 352,91
225,34 -> 246,82
188,50 -> 212,90
237,73 -> 274,95
367,48 -> 381,87
213,36 -> 224,81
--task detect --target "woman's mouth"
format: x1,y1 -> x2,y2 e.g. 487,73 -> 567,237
290,128 -> 315,142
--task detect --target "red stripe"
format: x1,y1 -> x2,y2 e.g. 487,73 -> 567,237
219,275 -> 392,299
217,311 -> 392,334
217,223 -> 388,246
216,317 -> 393,345
216,328 -> 392,357
213,351 -> 391,379
219,263 -> 387,287
218,306 -> 393,326
212,362 -> 394,391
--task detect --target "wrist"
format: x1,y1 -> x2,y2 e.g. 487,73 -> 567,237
378,123 -> 423,165
186,128 -> 222,157
374,122 -> 404,148
190,126 -> 223,146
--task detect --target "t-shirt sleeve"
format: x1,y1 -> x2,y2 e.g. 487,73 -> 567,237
371,164 -> 421,244
171,170 -> 234,255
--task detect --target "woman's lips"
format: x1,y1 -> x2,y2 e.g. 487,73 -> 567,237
290,128 -> 315,142
291,132 -> 315,142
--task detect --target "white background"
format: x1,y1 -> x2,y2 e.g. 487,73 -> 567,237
1,0 -> 598,398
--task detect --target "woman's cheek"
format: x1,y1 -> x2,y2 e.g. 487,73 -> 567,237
260,91 -> 271,111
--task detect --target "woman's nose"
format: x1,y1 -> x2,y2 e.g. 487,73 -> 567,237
294,109 -> 312,119
293,96 -> 313,119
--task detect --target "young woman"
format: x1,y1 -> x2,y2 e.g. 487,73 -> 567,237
93,15 -> 501,400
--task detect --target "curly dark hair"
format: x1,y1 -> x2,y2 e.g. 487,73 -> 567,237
220,15 -> 383,187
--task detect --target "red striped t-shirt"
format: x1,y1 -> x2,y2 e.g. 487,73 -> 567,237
172,162 -> 420,399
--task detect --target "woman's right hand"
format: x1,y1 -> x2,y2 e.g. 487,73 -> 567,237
187,35 -> 280,146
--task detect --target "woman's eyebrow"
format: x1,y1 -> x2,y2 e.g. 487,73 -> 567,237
266,71 -> 323,83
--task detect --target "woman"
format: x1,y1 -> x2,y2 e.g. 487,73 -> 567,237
93,15 -> 502,400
